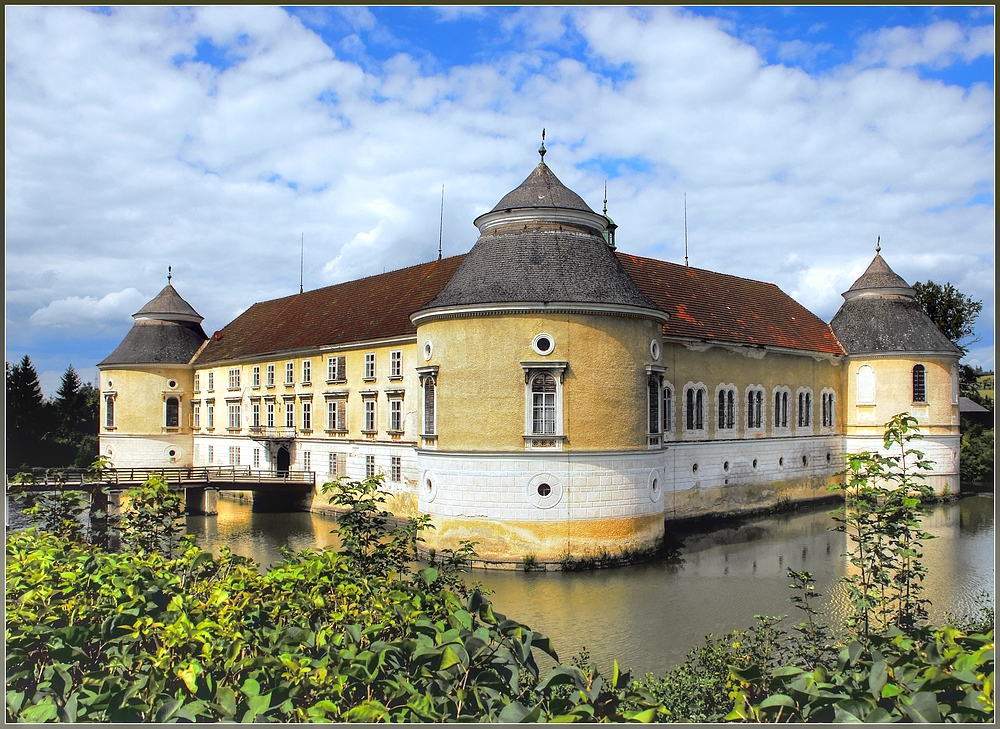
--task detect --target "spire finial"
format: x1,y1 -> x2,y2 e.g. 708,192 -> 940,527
876,235 -> 881,254
538,128 -> 546,162
603,181 -> 608,215
167,265 -> 172,284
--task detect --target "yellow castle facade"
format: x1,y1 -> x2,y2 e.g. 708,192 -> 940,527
98,154 -> 962,566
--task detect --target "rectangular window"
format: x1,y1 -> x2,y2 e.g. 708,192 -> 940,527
327,400 -> 346,430
329,452 -> 338,477
302,401 -> 312,430
365,454 -> 376,478
648,376 -> 660,434
207,372 -> 214,392
303,451 -> 311,471
266,364 -> 275,387
774,391 -> 789,428
798,392 -> 812,428
252,401 -> 260,428
327,355 -> 346,382
253,448 -> 260,469
229,446 -> 240,465
285,401 -> 295,428
252,365 -> 260,388
302,360 -> 311,384
364,352 -> 376,380
194,373 -> 200,392
207,445 -> 214,464
229,368 -> 240,390
193,404 -> 201,428
105,395 -> 115,428
391,456 -> 401,482
913,365 -> 927,403
390,399 -> 402,432
390,350 -> 402,379
207,404 -> 214,429
228,403 -> 241,429
364,399 -> 376,432
266,402 -> 275,428
165,397 -> 180,428
686,388 -> 704,430
285,362 -> 294,385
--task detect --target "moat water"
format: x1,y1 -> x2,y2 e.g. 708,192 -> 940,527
182,492 -> 995,675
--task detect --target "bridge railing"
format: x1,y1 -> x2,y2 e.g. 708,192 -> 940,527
6,466 -> 316,490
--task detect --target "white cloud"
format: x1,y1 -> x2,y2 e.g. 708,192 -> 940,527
4,6 -> 994,378
29,289 -> 148,331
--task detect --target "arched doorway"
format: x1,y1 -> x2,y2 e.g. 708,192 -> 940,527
276,446 -> 290,476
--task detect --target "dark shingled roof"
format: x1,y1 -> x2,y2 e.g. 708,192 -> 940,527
830,253 -> 960,356
193,256 -> 465,365
98,320 -> 208,366
830,298 -> 961,355
490,162 -> 594,213
424,224 -> 658,310
617,252 -> 846,355
844,253 -> 912,294
134,284 -> 204,322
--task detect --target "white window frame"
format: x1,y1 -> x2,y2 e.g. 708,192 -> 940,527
227,402 -> 241,430
821,389 -> 837,430
303,451 -> 311,471
253,448 -> 260,469
206,403 -> 215,429
228,445 -> 240,466
661,381 -> 674,434
193,404 -> 201,429
302,360 -> 311,385
389,397 -> 403,432
266,401 -> 275,428
773,387 -> 790,432
285,400 -> 295,429
715,384 -> 737,434
251,401 -> 260,428
207,444 -> 214,464
207,371 -> 214,392
391,455 -> 402,482
285,362 -> 294,385
301,400 -> 312,431
365,454 -> 376,478
745,386 -> 765,431
252,365 -> 260,389
363,398 -> 377,433
796,388 -> 813,430
266,364 -> 275,387
194,373 -> 201,392
389,349 -> 402,379
327,355 -> 346,383
228,368 -> 240,390
326,397 -> 347,432
418,369 -> 438,437
856,365 -> 875,405
683,383 -> 707,434
364,352 -> 376,381
104,393 -> 116,429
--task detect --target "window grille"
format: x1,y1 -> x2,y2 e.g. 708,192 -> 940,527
423,375 -> 436,435
912,365 -> 926,403
648,375 -> 660,434
662,385 -> 673,432
531,373 -> 557,435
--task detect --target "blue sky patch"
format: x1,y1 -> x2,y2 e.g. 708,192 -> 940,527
577,155 -> 655,179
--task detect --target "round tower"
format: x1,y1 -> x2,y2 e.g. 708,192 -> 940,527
97,276 -> 207,468
411,148 -> 670,565
830,248 -> 962,494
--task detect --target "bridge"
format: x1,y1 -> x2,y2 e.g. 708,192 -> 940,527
6,466 -> 317,517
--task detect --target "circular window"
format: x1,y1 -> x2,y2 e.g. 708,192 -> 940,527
723,461 -> 730,472
168,449 -> 176,457
167,379 -> 177,388
527,473 -> 562,509
423,341 -> 433,361
650,340 -> 661,360
107,380 -> 113,388
648,470 -> 662,502
421,470 -> 437,502
532,333 -> 555,356
692,463 -> 698,474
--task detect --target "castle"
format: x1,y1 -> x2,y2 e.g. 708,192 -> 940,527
98,150 -> 962,566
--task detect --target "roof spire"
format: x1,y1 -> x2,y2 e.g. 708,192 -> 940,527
876,235 -> 881,254
167,265 -> 172,284
538,128 -> 546,162
603,181 -> 608,215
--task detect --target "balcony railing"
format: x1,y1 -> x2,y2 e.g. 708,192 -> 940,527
247,426 -> 297,439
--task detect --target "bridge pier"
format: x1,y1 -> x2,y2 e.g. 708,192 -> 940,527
186,487 -> 218,516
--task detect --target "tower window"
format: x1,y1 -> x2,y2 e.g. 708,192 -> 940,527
912,364 -> 927,403
165,397 -> 179,428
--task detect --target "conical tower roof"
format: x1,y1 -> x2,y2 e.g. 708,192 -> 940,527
490,162 -> 594,214
419,156 -> 660,316
134,284 -> 204,323
830,250 -> 960,356
98,283 -> 208,367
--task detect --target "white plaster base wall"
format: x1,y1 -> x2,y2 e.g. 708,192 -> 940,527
416,450 -> 667,523
101,434 -> 193,469
843,434 -> 960,495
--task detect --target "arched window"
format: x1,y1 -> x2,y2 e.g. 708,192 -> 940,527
662,384 -> 673,432
912,364 -> 926,403
797,391 -> 812,428
648,375 -> 660,434
423,375 -> 436,435
105,395 -> 115,429
165,397 -> 179,428
774,389 -> 789,429
531,373 -> 557,435
686,386 -> 705,430
857,365 -> 875,404
747,388 -> 763,429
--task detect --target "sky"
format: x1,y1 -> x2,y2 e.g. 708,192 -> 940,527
5,6 -> 995,398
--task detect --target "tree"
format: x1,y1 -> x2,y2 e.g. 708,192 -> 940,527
912,280 -> 983,354
53,365 -> 84,436
5,355 -> 55,468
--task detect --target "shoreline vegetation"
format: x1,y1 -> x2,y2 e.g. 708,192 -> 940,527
6,416 -> 995,722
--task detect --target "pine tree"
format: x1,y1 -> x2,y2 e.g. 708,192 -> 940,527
5,355 -> 50,468
54,364 -> 85,437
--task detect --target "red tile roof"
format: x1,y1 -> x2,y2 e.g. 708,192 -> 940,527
193,255 -> 466,365
616,252 -> 845,355
193,249 -> 844,366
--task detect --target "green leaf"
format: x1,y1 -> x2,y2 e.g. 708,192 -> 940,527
439,645 -> 463,670
760,694 -> 797,709
902,692 -> 942,723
